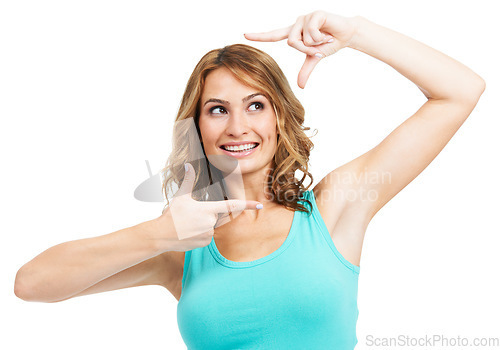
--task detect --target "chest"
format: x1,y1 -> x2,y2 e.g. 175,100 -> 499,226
177,230 -> 360,349
212,208 -> 295,262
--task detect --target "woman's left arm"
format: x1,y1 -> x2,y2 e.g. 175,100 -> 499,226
245,11 -> 486,220
336,15 -> 485,219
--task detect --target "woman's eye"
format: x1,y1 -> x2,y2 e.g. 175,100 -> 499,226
249,102 -> 264,111
209,106 -> 226,115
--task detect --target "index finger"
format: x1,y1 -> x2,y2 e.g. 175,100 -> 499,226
244,25 -> 292,42
298,54 -> 322,89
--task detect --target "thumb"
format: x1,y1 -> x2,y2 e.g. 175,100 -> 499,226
176,163 -> 195,197
207,199 -> 263,215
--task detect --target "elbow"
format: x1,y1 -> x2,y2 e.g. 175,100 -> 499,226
14,266 -> 47,302
475,76 -> 486,95
452,77 -> 486,107
14,269 -> 33,301
469,76 -> 486,103
480,79 -> 486,94
14,267 -> 67,303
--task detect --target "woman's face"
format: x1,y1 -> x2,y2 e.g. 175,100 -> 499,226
199,67 -> 278,175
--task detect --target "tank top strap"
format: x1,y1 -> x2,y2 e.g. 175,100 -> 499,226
296,189 -> 361,275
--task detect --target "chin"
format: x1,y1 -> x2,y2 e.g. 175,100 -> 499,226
206,155 -> 265,175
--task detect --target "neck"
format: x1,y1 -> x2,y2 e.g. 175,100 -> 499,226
221,163 -> 275,207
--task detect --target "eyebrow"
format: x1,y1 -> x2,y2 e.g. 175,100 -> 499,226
203,93 -> 265,107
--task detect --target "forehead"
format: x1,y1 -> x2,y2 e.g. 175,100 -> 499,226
202,68 -> 257,98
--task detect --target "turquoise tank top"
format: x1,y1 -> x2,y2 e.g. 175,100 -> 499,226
177,189 -> 360,349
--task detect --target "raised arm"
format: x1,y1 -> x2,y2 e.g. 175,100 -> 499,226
246,11 -> 485,217
244,11 -> 485,267
322,15 -> 486,219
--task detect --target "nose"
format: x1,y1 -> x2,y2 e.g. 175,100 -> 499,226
225,110 -> 250,137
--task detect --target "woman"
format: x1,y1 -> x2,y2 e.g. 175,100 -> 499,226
14,10 -> 485,350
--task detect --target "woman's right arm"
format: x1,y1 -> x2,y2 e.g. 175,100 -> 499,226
14,163 -> 263,303
14,219 -> 168,303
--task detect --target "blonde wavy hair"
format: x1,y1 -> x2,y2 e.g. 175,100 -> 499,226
161,43 -> 315,215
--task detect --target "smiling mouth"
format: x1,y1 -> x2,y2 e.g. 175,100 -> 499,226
219,143 -> 259,153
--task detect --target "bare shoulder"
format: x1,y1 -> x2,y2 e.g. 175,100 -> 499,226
312,166 -> 371,230
157,250 -> 185,301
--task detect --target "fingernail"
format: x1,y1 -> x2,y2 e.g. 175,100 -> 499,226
256,203 -> 263,209
315,53 -> 323,58
184,163 -> 189,172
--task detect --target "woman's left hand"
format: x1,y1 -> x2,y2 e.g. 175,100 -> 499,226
244,10 -> 359,89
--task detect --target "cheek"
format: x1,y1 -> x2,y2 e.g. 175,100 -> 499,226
260,127 -> 278,148
264,119 -> 278,141
198,119 -> 217,143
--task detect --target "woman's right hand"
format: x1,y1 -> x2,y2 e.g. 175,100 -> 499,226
153,163 -> 263,252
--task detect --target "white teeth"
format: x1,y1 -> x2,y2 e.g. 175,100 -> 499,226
222,143 -> 258,151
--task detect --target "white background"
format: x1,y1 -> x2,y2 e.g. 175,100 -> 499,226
2,0 -> 499,349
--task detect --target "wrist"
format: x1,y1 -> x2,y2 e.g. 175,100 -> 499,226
346,15 -> 369,50
132,218 -> 168,255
